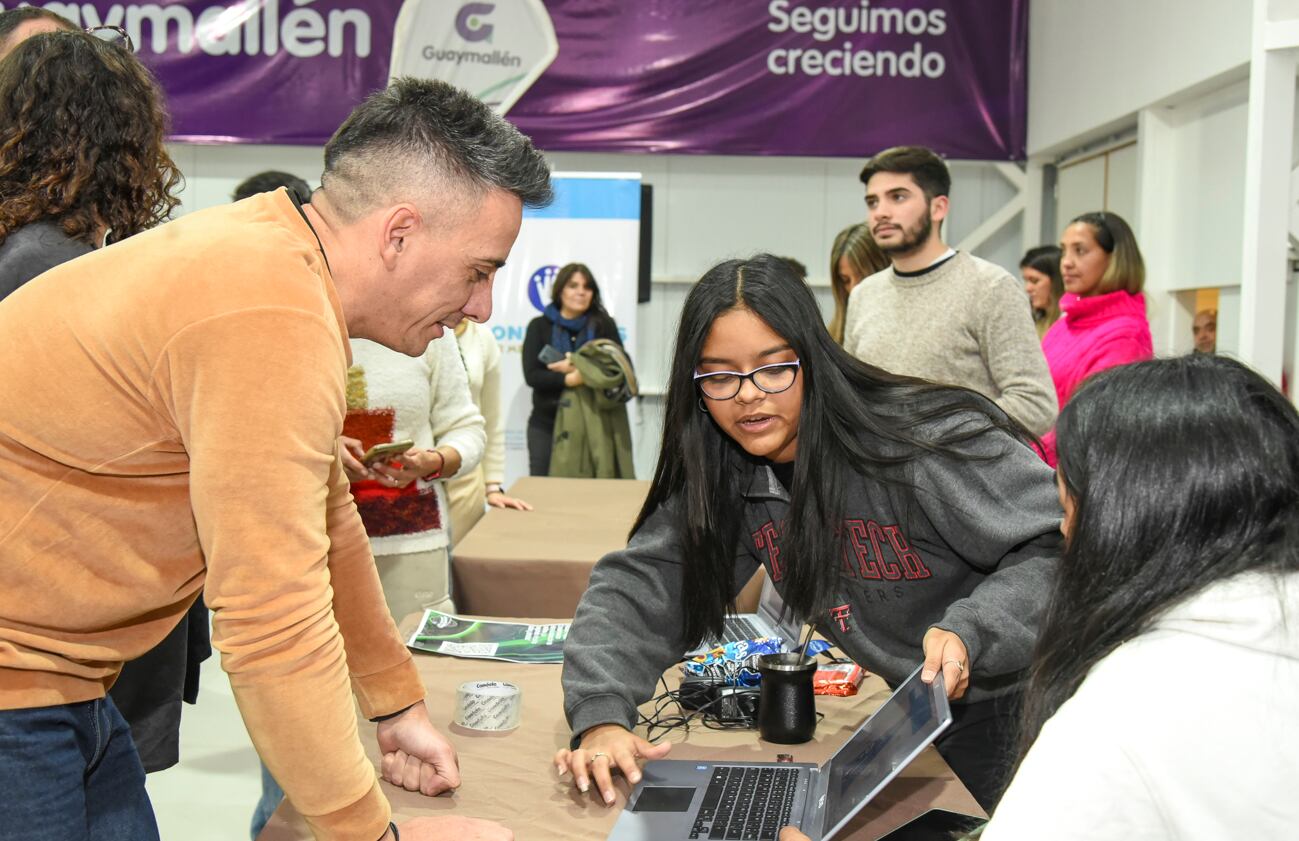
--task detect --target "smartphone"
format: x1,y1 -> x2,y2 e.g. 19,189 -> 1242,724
537,345 -> 566,365
361,439 -> 414,465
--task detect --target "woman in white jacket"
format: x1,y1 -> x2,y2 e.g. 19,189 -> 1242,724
984,354 -> 1299,840
780,353 -> 1299,841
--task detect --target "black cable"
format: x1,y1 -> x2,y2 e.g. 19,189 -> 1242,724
639,644 -> 842,741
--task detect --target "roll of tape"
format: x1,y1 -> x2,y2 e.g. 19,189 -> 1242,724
454,680 -> 522,731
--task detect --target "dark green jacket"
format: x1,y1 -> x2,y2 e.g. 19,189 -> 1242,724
549,339 -> 637,478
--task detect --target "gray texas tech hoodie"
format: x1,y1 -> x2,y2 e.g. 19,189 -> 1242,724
562,415 -> 1063,739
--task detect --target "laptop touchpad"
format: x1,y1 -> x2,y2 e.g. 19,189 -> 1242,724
631,787 -> 695,812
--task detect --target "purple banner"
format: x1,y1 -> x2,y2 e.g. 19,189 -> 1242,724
26,0 -> 1025,159
511,0 -> 1027,160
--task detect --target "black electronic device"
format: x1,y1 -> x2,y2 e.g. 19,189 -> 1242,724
716,686 -> 761,722
678,677 -> 719,711
637,184 -> 653,304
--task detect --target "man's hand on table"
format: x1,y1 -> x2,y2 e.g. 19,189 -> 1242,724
778,828 -> 811,841
553,723 -> 672,806
376,701 -> 461,796
388,817 -> 513,840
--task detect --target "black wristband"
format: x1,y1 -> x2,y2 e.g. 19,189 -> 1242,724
381,820 -> 400,841
371,702 -> 419,723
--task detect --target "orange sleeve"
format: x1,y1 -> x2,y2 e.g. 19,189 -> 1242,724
323,447 -> 425,716
157,306 -> 419,840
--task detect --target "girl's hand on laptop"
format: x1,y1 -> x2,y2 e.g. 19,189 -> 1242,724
553,724 -> 672,806
779,829 -> 812,841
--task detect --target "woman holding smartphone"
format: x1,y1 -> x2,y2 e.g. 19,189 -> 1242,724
521,262 -> 625,475
338,331 -> 486,620
553,255 -> 1061,820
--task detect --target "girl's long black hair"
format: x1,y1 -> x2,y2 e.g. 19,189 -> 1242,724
1012,354 -> 1299,774
634,254 -> 1029,645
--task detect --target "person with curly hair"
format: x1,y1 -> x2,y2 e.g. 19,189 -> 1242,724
0,30 -> 181,300
0,25 -> 209,780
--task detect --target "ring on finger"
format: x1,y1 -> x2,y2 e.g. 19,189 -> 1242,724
589,751 -> 609,762
943,658 -> 965,673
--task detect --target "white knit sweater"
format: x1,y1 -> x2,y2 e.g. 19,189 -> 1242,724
346,333 -> 485,555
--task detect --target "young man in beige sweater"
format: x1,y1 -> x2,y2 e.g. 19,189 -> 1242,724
843,146 -> 1057,436
0,80 -> 550,841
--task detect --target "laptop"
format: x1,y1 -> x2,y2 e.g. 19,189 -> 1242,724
607,666 -> 952,841
686,576 -> 802,657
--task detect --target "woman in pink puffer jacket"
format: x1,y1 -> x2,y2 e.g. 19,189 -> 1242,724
1039,211 -> 1152,465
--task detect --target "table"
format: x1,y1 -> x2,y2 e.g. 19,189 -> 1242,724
452,477 -> 765,618
258,619 -> 984,841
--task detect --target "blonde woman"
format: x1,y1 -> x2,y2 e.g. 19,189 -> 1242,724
826,222 -> 888,344
447,319 -> 531,545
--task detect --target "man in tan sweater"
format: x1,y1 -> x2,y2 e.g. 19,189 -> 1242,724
843,146 -> 1057,436
0,79 -> 550,841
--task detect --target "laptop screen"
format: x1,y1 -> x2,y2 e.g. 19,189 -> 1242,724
819,666 -> 952,838
756,577 -> 801,641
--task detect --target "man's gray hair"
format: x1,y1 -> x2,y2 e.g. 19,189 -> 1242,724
321,77 -> 552,221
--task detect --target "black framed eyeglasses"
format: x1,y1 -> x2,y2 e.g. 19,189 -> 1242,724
86,25 -> 134,53
693,361 -> 801,401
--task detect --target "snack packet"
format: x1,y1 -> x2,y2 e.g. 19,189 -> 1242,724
812,662 -> 866,696
682,637 -> 787,687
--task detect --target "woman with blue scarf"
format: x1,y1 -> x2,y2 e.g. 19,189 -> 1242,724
522,262 -> 625,475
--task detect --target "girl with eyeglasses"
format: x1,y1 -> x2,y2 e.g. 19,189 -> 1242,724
553,254 -> 1062,824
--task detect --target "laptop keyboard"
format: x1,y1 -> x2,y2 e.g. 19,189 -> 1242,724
722,617 -> 763,643
690,766 -> 799,840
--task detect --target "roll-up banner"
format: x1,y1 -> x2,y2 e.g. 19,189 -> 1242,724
487,173 -> 641,483
14,0 -> 1027,159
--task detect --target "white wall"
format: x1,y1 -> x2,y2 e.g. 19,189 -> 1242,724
1162,85 -> 1249,293
1055,154 -> 1104,226
1134,78 -> 1252,357
1027,0 -> 1250,157
1028,0 -> 1258,361
168,143 -> 1027,477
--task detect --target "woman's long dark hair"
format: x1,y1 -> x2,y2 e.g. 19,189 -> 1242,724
635,254 -> 1028,645
1012,354 -> 1299,774
0,32 -> 181,247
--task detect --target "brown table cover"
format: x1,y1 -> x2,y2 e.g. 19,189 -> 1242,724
258,617 -> 985,841
452,477 -> 765,618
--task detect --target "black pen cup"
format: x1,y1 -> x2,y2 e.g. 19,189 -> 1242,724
757,652 -> 817,744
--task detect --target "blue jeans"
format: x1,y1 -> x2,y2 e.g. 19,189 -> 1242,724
250,761 -> 284,839
0,696 -> 160,841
